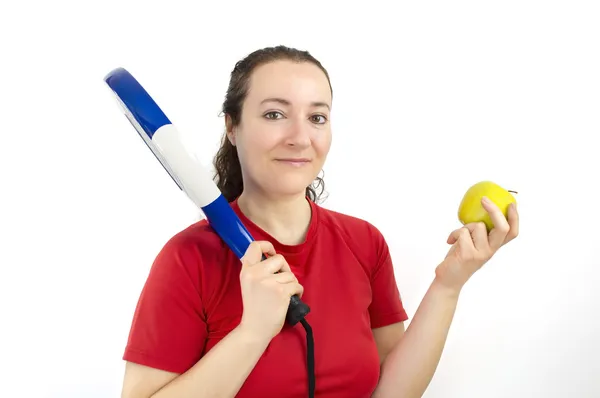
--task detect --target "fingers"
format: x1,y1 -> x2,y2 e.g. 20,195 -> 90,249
241,241 -> 276,267
465,222 -> 490,250
447,226 -> 474,245
262,254 -> 292,274
447,223 -> 489,257
284,282 -> 304,299
269,271 -> 304,298
272,271 -> 298,284
241,241 -> 294,278
449,199 -> 519,250
481,197 -> 510,250
505,203 -> 519,243
447,226 -> 472,245
457,227 -> 472,246
447,228 -> 461,245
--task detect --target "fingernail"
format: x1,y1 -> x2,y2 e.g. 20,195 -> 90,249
482,196 -> 491,204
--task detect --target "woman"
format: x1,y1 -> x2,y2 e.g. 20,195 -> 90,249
120,45 -> 519,398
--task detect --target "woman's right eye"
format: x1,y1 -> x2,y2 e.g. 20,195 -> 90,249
264,111 -> 283,120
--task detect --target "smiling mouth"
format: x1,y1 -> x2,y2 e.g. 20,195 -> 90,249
275,158 -> 311,166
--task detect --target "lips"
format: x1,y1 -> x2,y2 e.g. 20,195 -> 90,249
276,158 -> 310,162
275,158 -> 311,167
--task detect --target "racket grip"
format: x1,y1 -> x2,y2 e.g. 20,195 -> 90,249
260,254 -> 310,325
287,294 -> 310,326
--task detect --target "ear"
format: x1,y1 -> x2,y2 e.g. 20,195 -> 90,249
225,114 -> 236,146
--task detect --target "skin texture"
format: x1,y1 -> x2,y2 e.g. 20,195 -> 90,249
227,60 -> 333,246
121,59 -> 520,398
372,200 -> 519,398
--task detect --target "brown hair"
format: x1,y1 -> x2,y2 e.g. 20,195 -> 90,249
212,45 -> 333,203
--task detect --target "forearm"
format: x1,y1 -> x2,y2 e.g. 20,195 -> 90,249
152,325 -> 270,398
373,277 -> 461,398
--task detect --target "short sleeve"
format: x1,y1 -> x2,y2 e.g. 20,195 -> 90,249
368,232 -> 409,328
123,235 -> 208,374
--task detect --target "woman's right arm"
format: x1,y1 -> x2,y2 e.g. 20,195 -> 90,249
121,324 -> 271,398
121,241 -> 303,398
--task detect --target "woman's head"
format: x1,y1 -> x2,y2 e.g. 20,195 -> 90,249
213,45 -> 333,203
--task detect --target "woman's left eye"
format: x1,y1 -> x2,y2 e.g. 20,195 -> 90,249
310,115 -> 327,124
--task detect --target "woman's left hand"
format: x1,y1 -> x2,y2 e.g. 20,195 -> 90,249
435,197 -> 520,293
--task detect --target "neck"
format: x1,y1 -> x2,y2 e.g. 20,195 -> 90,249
237,190 -> 312,246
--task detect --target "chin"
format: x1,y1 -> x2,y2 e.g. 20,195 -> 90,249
266,177 -> 314,197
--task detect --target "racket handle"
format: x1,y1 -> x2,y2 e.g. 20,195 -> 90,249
287,294 -> 310,325
260,254 -> 310,325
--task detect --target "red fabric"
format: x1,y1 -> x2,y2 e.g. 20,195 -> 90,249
123,198 -> 408,397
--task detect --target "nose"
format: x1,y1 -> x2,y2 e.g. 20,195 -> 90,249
285,118 -> 312,148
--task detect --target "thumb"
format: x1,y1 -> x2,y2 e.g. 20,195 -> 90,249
241,241 -> 275,267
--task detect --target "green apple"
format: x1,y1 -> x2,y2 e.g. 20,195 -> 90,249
458,181 -> 517,232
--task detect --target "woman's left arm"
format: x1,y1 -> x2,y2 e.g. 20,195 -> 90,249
372,198 -> 519,398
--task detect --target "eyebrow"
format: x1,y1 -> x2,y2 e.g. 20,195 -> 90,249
260,97 -> 330,110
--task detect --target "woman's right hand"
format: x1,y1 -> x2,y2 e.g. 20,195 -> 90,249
238,241 -> 304,342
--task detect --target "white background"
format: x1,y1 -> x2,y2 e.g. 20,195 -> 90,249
1,0 -> 599,397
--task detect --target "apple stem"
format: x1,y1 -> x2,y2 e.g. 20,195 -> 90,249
508,190 -> 518,194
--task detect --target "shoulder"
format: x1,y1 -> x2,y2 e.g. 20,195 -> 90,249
317,204 -> 387,245
165,218 -> 222,247
315,204 -> 391,266
150,219 -> 229,277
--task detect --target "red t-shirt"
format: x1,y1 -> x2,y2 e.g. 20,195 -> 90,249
123,198 -> 408,397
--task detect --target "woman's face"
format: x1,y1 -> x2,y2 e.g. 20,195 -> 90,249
227,59 -> 332,200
